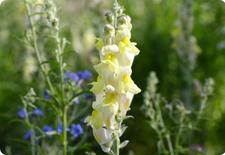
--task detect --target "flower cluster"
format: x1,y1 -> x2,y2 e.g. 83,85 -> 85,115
18,107 -> 84,140
18,108 -> 44,119
23,123 -> 83,140
86,3 -> 141,152
64,70 -> 92,87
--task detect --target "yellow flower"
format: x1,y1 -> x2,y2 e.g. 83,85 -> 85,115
88,110 -> 104,129
118,92 -> 134,117
91,76 -> 104,94
87,4 -> 141,152
100,44 -> 119,63
116,28 -> 131,43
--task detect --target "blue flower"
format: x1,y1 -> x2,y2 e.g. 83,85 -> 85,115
57,124 -> 63,134
44,90 -> 51,100
43,125 -> 53,133
32,108 -> 44,116
18,108 -> 27,119
77,70 -> 92,80
70,124 -> 84,138
24,130 -> 32,140
64,71 -> 79,82
64,70 -> 92,83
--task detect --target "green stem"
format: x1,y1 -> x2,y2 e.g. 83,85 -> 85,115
24,107 -> 36,155
166,134 -> 174,155
114,117 -> 121,155
63,106 -> 68,155
156,130 -> 167,154
54,13 -> 67,155
30,126 -> 36,155
55,31 -> 65,103
116,133 -> 120,155
113,0 -> 118,30
175,114 -> 185,155
197,95 -> 207,120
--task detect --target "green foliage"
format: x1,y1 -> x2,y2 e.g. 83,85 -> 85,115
0,0 -> 224,154
142,72 -> 214,155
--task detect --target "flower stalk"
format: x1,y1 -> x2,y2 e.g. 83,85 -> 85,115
87,1 -> 141,154
142,72 -> 214,155
23,1 -> 69,154
63,106 -> 68,155
24,1 -> 56,97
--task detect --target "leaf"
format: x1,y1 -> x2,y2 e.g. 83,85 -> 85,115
125,115 -> 134,120
120,126 -> 127,136
120,140 -> 129,149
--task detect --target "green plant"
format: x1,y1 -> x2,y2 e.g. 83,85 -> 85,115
142,72 -> 214,155
86,0 -> 141,154
18,0 -> 94,154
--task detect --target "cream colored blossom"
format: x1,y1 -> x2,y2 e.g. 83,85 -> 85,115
87,3 -> 141,153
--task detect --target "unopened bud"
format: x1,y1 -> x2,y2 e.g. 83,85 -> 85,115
105,12 -> 114,24
118,15 -> 131,26
117,8 -> 124,15
104,24 -> 115,36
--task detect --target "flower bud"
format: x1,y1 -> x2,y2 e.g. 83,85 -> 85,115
105,12 -> 114,24
117,8 -> 124,16
104,24 -> 115,36
118,15 -> 131,26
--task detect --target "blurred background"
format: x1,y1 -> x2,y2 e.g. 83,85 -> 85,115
0,0 -> 224,154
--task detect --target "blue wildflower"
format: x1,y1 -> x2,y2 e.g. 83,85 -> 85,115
44,90 -> 51,100
18,108 -> 27,119
57,124 -> 63,134
70,124 -> 84,138
64,71 -> 79,82
77,70 -> 92,80
32,108 -> 44,116
43,125 -> 53,133
24,130 -> 32,140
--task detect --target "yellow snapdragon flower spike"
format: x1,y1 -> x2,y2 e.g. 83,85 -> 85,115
86,3 -> 141,153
